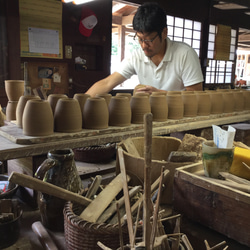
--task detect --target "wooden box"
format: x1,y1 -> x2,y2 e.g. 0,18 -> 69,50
173,162 -> 250,247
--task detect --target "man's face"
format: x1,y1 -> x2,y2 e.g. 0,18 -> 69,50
136,29 -> 167,58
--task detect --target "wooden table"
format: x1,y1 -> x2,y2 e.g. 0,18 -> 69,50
0,111 -> 250,161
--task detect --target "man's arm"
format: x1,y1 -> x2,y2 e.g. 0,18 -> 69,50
86,72 -> 127,97
185,82 -> 203,91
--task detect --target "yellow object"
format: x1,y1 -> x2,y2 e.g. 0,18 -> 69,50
229,147 -> 250,180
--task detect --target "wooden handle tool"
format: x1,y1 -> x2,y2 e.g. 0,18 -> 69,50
8,172 -> 91,207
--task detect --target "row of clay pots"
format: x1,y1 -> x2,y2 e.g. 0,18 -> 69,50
14,89 -> 250,136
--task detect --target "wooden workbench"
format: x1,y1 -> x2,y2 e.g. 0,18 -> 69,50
0,111 -> 250,161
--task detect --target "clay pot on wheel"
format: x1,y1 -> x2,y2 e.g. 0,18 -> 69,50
22,99 -> 54,136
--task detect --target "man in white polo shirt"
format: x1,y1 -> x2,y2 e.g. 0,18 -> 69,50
86,2 -> 204,96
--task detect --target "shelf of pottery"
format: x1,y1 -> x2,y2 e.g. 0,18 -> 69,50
4,79 -> 250,138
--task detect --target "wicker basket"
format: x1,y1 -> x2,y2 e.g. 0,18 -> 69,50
64,201 -> 130,250
73,143 -> 116,163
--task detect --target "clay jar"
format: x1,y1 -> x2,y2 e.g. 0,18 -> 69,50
95,93 -> 112,106
130,95 -> 151,124
16,95 -> 40,128
149,94 -> 168,121
22,99 -> 54,136
243,90 -> 250,110
108,96 -> 131,126
47,94 -> 68,114
232,89 -> 244,111
218,90 -> 234,113
207,91 -> 224,114
73,93 -> 90,113
181,91 -> 198,117
83,97 -> 109,129
6,101 -> 18,121
5,80 -> 24,101
116,92 -> 132,101
166,92 -> 184,119
195,91 -> 211,116
54,98 -> 82,133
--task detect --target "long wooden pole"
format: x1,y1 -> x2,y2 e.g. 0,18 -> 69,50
143,113 -> 153,248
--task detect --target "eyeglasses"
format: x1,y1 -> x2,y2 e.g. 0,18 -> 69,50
133,33 -> 159,45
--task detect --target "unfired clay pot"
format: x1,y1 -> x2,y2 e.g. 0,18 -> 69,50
108,96 -> 131,126
219,90 -> 234,113
195,91 -> 211,116
166,93 -> 184,119
130,95 -> 151,124
22,99 -> 54,136
181,91 -> 198,117
54,98 -> 82,133
83,97 -> 109,129
5,80 -> 24,101
73,93 -> 90,113
149,95 -> 168,121
16,95 -> 41,128
243,90 -> 250,110
116,92 -> 132,101
95,93 -> 112,106
6,101 -> 18,121
207,91 -> 224,114
47,94 -> 68,114
232,90 -> 244,111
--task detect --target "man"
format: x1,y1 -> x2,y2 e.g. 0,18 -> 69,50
86,2 -> 203,96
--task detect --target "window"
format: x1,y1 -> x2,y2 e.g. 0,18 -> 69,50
205,25 -> 237,85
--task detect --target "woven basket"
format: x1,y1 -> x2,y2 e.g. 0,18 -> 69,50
73,143 -> 116,163
64,201 -> 130,250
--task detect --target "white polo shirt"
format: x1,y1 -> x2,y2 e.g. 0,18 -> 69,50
116,37 -> 204,91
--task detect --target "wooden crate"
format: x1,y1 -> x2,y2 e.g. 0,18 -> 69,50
173,162 -> 250,247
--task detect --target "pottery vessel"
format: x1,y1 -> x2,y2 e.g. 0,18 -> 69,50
243,90 -> 250,110
151,91 -> 167,96
220,90 -> 234,113
232,90 -> 244,111
202,140 -> 234,179
6,101 -> 18,121
54,98 -> 82,132
108,96 -> 131,126
83,97 -> 109,129
207,91 -> 224,114
130,95 -> 151,124
95,93 -> 112,106
73,93 -> 90,112
16,95 -> 40,128
166,93 -> 184,119
133,84 -> 146,95
22,99 -> 54,136
149,95 -> 168,121
35,148 -> 83,231
116,92 -> 132,101
47,94 -> 68,114
182,91 -> 198,117
195,91 -> 211,116
5,80 -> 24,101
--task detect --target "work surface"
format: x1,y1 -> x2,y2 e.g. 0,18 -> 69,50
0,111 -> 250,161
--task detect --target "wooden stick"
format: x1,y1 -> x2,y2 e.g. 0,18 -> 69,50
181,234 -> 193,250
116,203 -> 124,250
85,175 -> 102,199
9,172 -> 91,207
123,137 -> 140,157
150,166 -> 164,249
159,214 -> 181,223
143,113 -> 153,248
204,239 -> 211,250
80,173 -> 130,222
97,241 -> 112,250
219,172 -> 250,185
118,147 -> 134,247
171,216 -> 181,250
97,185 -> 141,223
242,161 -> 250,170
210,241 -> 227,250
132,200 -> 143,246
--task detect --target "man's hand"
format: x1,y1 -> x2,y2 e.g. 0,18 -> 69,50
134,85 -> 167,95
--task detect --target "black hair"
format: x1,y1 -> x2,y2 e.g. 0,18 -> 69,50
133,2 -> 167,39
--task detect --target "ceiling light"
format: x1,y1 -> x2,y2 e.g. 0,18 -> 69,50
214,3 -> 248,10
73,0 -> 94,4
